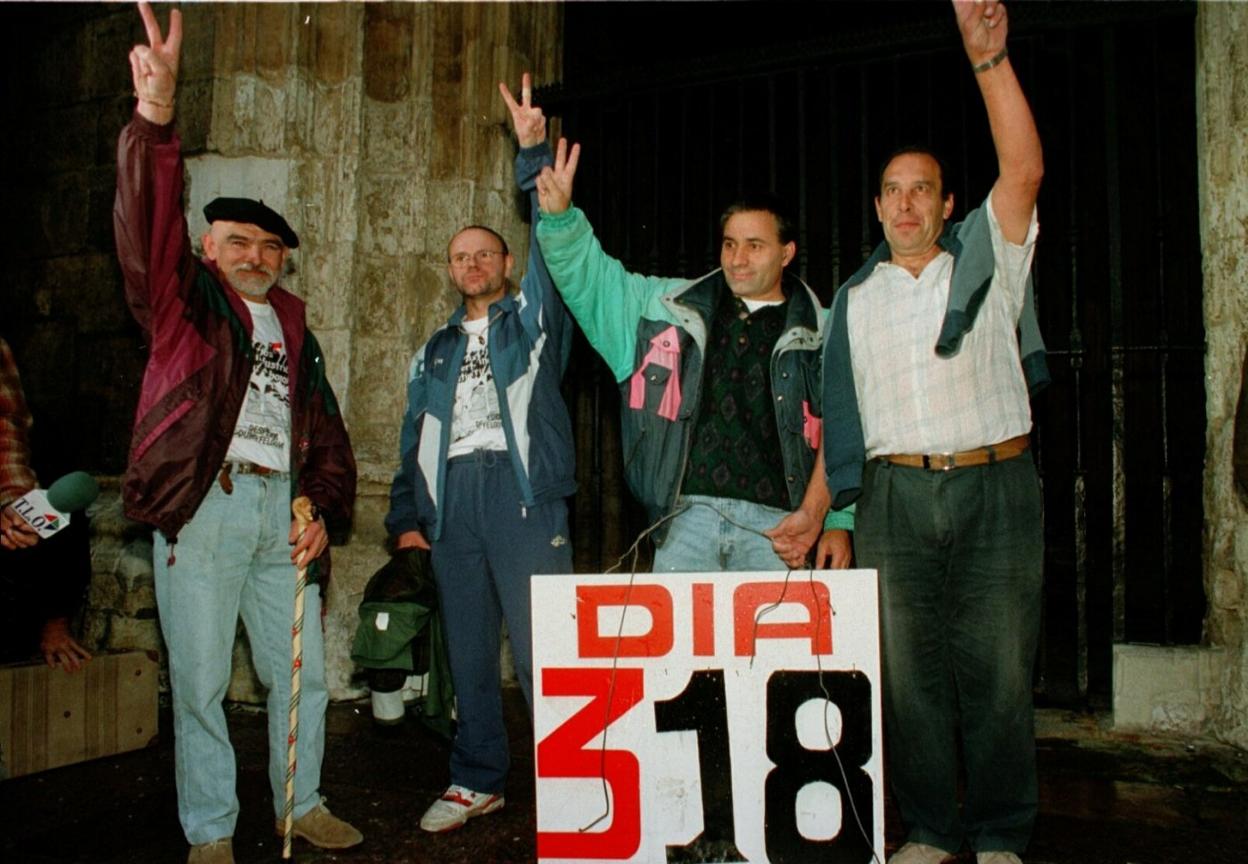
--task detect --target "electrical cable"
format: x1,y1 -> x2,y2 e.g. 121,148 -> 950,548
802,568 -> 884,864
581,502 -> 692,832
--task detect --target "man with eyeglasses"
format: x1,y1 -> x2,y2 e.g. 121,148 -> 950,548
384,74 -> 576,834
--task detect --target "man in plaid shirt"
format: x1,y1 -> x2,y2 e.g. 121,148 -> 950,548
0,337 -> 93,672
0,337 -> 38,542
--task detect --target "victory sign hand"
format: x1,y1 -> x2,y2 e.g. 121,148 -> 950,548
536,137 -> 580,215
131,2 -> 182,122
499,72 -> 546,149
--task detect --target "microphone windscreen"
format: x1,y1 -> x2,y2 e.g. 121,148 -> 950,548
46,471 -> 100,513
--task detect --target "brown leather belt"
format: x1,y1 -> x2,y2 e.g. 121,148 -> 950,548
881,434 -> 1030,472
218,462 -> 286,494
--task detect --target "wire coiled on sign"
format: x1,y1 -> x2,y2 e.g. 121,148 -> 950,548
575,500 -> 882,864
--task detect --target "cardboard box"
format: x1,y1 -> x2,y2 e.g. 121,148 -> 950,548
0,650 -> 159,778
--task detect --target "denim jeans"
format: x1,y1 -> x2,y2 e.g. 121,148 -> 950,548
653,494 -> 791,572
153,473 -> 327,845
431,450 -> 573,794
854,453 -> 1043,855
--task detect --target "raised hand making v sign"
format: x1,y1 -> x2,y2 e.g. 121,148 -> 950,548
499,72 -> 582,217
498,72 -> 546,149
130,2 -> 181,125
534,137 -> 581,217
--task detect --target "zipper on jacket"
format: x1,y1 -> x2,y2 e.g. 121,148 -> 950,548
479,306 -> 538,513
663,302 -> 708,523
666,367 -> 703,523
771,340 -> 818,509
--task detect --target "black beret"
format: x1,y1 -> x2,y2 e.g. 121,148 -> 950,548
203,197 -> 299,249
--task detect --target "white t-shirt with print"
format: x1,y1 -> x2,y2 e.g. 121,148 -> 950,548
225,300 -> 291,471
447,315 -> 507,458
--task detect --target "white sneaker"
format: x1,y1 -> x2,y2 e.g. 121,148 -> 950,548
888,843 -> 955,864
418,785 -> 504,833
978,854 -> 1023,864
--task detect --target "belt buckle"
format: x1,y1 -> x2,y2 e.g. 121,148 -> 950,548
924,453 -> 956,471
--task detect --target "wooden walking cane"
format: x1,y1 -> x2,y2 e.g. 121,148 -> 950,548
282,496 -> 315,860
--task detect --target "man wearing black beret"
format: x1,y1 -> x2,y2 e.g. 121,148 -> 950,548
202,197 -> 301,250
114,6 -> 360,863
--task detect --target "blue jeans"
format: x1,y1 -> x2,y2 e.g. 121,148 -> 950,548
153,473 -> 327,845
431,450 -> 572,794
854,454 -> 1043,855
653,494 -> 790,572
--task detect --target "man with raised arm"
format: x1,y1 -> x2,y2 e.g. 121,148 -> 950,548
384,74 -> 576,834
115,6 -> 360,862
822,2 -> 1046,862
533,147 -> 852,575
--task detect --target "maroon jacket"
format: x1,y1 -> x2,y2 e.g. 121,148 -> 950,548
113,112 -> 355,571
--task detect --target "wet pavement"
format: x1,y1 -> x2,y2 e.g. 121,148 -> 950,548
3,691 -> 1246,864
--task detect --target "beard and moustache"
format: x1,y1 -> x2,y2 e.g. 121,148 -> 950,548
453,266 -> 513,302
225,262 -> 279,298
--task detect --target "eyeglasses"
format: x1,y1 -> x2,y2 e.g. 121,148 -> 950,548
450,249 -> 505,268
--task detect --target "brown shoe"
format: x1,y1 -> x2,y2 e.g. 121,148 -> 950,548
187,838 -> 234,864
276,802 -> 363,850
888,844 -> 955,864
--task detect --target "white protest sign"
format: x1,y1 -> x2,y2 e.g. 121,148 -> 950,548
532,569 -> 884,863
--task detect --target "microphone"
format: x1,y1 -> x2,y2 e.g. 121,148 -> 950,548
9,471 -> 100,541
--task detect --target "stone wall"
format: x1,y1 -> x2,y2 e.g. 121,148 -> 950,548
1197,1 -> 1248,748
83,486 -> 162,684
3,3 -> 562,703
0,3 -> 212,477
331,1 -> 561,699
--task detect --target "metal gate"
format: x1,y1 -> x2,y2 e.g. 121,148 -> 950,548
543,1 -> 1205,708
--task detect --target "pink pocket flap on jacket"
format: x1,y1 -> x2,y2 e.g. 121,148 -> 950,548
803,400 -> 822,450
629,325 -> 683,422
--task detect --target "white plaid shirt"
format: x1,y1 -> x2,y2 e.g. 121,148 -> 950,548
847,198 -> 1039,458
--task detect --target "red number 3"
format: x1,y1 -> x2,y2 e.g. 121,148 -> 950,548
537,667 -> 644,860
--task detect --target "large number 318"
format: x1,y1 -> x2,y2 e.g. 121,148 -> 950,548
537,669 -> 874,864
